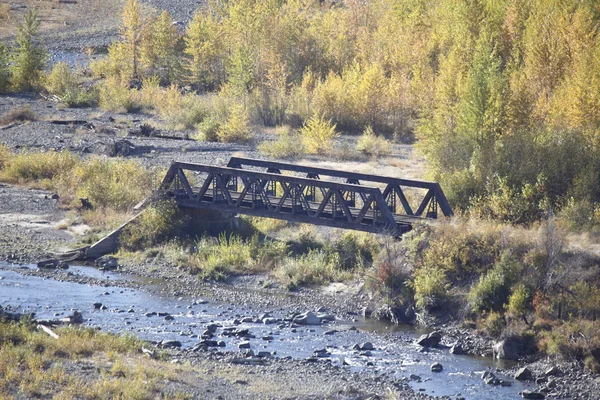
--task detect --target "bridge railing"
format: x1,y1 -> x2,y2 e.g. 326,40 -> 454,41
226,157 -> 453,218
159,161 -> 412,235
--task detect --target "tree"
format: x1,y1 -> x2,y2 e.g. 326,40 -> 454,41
10,8 -> 47,92
140,10 -> 180,83
121,0 -> 143,80
0,41 -> 9,93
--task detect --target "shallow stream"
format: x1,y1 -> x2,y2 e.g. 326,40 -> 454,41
0,264 -> 535,399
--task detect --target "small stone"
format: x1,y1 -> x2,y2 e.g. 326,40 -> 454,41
409,374 -> 422,381
234,379 -> 248,385
262,336 -> 273,341
360,342 -> 374,351
160,340 -> 182,349
430,362 -> 443,372
324,330 -> 338,335
93,302 -> 103,310
544,366 -> 561,377
238,341 -> 251,349
164,315 -> 174,321
449,344 -> 463,355
263,317 -> 278,324
521,390 -> 545,399
515,367 -> 534,381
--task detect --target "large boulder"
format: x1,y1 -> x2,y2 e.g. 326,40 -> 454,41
515,367 -> 534,381
493,338 -> 522,361
294,311 -> 321,325
417,331 -> 443,347
95,255 -> 119,270
521,390 -> 545,399
37,259 -> 59,269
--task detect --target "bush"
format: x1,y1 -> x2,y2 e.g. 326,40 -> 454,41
194,115 -> 220,141
275,249 -> 351,289
10,9 -> 47,92
44,62 -> 96,107
0,41 -> 9,93
258,127 -> 304,158
0,105 -> 38,125
153,85 -> 208,130
58,157 -> 155,211
356,126 -> 391,157
216,104 -> 252,143
480,311 -> 505,337
0,150 -> 78,184
468,251 -> 522,313
120,200 -> 183,250
98,76 -> 136,112
412,266 -> 450,310
300,114 -> 339,154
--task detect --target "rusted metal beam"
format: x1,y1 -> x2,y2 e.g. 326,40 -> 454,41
227,157 -> 453,217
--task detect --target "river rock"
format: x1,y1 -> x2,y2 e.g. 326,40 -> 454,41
238,341 -> 251,349
206,323 -> 219,332
160,340 -> 182,348
493,338 -> 522,361
37,259 -> 59,268
544,366 -> 561,376
430,362 -> 443,372
409,374 -> 422,381
417,331 -> 442,347
521,390 -> 545,399
449,344 -> 463,355
294,311 -> 320,325
360,342 -> 375,351
57,261 -> 69,269
317,313 -> 335,321
313,348 -> 330,357
95,256 -> 119,270
515,367 -> 534,381
263,317 -> 278,324
164,315 -> 174,321
93,302 -> 103,310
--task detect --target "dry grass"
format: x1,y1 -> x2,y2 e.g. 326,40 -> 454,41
0,105 -> 38,125
0,321 -> 192,399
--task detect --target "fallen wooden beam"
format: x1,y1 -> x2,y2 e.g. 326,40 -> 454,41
38,324 -> 59,339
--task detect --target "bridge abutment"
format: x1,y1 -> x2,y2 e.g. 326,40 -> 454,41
179,206 -> 238,235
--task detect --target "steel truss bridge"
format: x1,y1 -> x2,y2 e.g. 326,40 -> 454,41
159,157 -> 453,236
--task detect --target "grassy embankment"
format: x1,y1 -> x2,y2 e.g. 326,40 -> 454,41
0,318 -> 191,399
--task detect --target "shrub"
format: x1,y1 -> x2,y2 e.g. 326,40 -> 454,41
300,114 -> 339,154
0,105 -> 38,125
258,128 -> 304,158
0,150 -> 78,184
120,200 -> 183,250
468,251 -> 522,313
506,284 -> 532,322
480,311 -> 505,337
356,126 -> 391,157
0,4 -> 11,21
275,249 -> 351,289
0,41 -> 9,93
44,62 -> 96,107
216,103 -> 252,143
412,266 -> 450,310
59,157 -> 155,211
154,85 -> 208,130
98,76 -> 136,112
10,9 -> 47,92
194,115 -> 220,141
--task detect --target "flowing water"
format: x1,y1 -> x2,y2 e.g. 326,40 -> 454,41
0,264 -> 535,399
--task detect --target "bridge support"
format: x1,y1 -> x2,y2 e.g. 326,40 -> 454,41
180,207 -> 238,235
